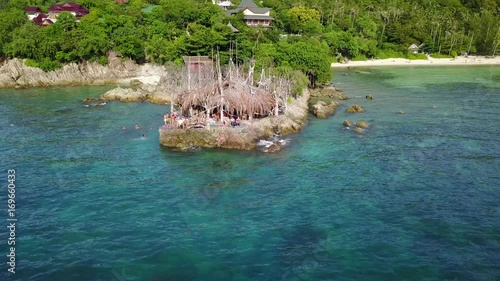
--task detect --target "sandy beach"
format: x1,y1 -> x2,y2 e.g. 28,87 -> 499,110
331,56 -> 500,68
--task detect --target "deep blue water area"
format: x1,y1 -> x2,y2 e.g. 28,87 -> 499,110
0,66 -> 499,281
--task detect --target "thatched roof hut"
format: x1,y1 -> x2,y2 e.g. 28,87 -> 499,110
177,78 -> 275,118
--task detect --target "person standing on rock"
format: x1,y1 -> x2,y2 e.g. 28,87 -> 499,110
164,113 -> 170,127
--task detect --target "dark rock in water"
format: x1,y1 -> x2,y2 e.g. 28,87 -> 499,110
346,104 -> 365,113
343,120 -> 354,127
366,95 -> 373,100
356,121 -> 369,128
83,97 -> 97,103
312,100 -> 340,118
262,142 -> 283,153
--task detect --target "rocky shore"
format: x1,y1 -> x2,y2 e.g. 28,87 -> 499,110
308,86 -> 348,118
159,90 -> 310,150
0,53 -> 165,88
100,80 -> 173,104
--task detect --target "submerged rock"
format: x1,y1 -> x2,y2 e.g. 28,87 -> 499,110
262,142 -> 283,153
83,97 -> 98,103
366,95 -> 373,100
347,104 -> 365,113
356,121 -> 369,128
343,120 -> 354,127
353,127 -> 364,134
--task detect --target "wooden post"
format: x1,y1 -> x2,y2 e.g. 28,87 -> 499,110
216,53 -> 224,125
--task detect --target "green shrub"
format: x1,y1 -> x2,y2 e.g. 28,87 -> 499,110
451,51 -> 458,58
430,53 -> 453,59
24,59 -> 38,68
37,58 -> 62,72
97,56 -> 108,66
407,53 -> 428,60
352,55 -> 368,61
376,49 -> 405,59
25,58 -> 61,72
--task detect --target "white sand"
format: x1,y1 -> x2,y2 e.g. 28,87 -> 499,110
331,56 -> 500,68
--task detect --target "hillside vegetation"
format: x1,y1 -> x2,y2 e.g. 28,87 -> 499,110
0,0 -> 499,84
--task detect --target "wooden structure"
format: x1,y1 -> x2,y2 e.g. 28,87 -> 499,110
182,56 -> 213,71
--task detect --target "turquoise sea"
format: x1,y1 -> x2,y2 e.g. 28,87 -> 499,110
1,66 -> 499,281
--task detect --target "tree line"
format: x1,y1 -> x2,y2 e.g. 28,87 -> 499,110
0,0 -> 499,85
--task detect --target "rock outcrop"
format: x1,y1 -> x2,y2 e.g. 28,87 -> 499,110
310,86 -> 349,100
100,87 -> 149,103
100,83 -> 174,104
347,104 -> 365,113
159,90 -> 310,150
0,54 -> 165,88
311,100 -> 340,118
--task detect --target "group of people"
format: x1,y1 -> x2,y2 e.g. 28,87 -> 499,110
163,110 -> 180,128
163,109 -> 242,129
230,116 -> 241,127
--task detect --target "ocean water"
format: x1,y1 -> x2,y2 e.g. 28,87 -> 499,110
0,66 -> 499,281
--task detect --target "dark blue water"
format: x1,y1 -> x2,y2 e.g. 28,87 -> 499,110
1,66 -> 499,281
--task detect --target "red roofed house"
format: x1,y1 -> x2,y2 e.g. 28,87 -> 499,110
48,2 -> 89,22
25,7 -> 43,20
26,2 -> 89,25
32,14 -> 54,26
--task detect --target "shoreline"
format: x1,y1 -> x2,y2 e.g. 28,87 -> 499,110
331,55 -> 500,68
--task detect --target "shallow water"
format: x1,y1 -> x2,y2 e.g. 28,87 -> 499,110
1,66 -> 499,281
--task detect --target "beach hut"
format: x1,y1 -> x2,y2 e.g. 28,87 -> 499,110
178,78 -> 275,120
408,44 -> 420,54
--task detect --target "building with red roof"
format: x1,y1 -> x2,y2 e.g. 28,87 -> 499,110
26,2 -> 89,26
25,7 -> 43,20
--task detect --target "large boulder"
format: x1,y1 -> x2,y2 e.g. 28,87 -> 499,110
347,104 -> 365,113
312,100 -> 340,118
100,87 -> 148,103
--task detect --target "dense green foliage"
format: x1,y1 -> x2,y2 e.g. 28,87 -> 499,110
0,0 -> 499,82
